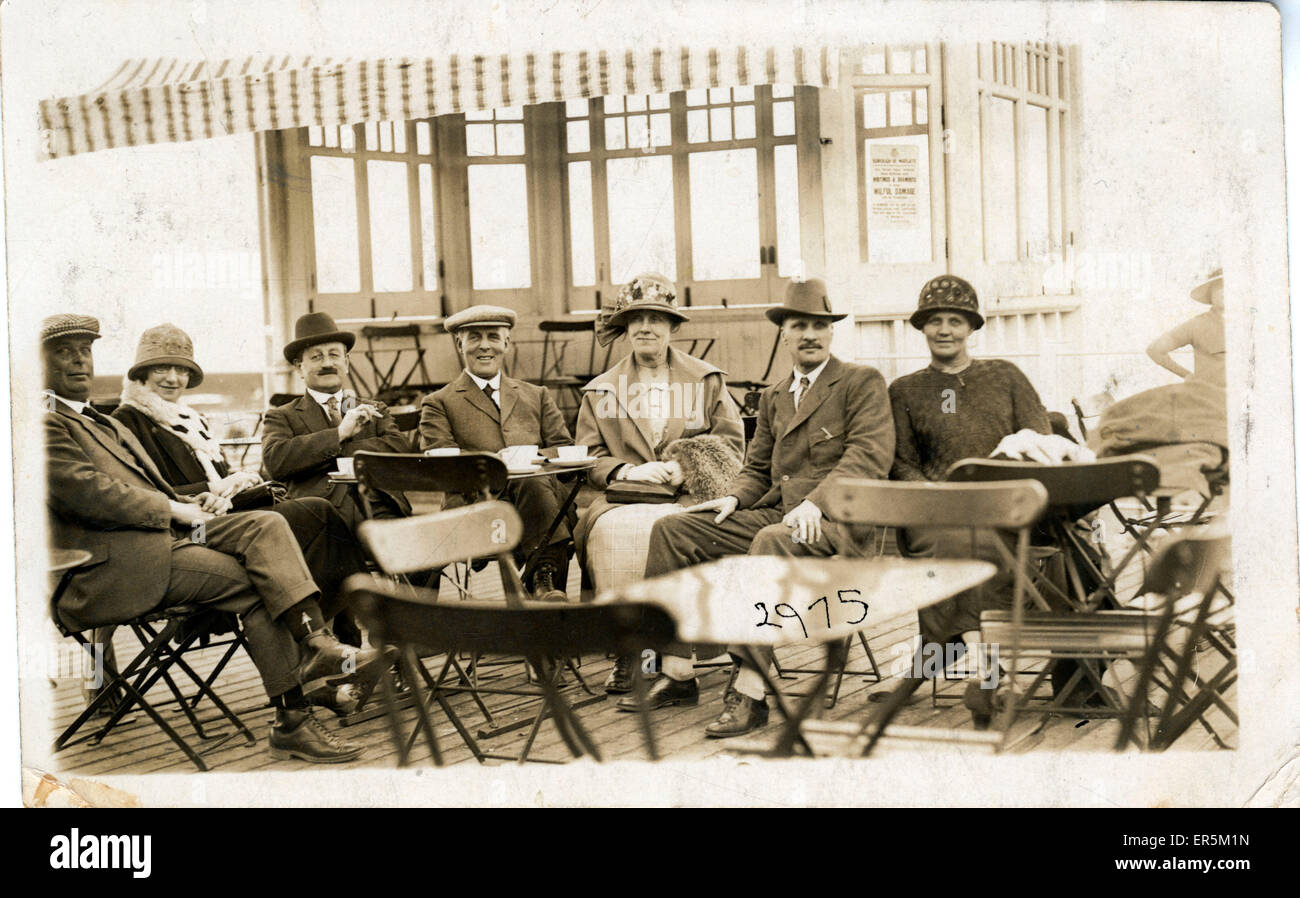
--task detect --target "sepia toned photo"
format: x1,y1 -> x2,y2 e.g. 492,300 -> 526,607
4,1 -> 1296,808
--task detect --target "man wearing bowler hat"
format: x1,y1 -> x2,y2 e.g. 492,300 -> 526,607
418,305 -> 576,602
262,312 -> 412,531
623,278 -> 896,737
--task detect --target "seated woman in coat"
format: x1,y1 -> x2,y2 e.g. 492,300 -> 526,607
573,273 -> 746,693
111,324 -> 370,715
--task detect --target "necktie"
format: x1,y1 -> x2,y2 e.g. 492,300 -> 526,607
326,395 -> 341,425
794,375 -> 812,410
80,405 -> 117,436
483,383 -> 498,407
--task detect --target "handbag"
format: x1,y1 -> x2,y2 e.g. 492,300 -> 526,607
229,481 -> 289,510
605,480 -> 682,504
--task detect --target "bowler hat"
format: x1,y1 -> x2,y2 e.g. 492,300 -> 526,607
284,312 -> 356,363
128,323 -> 204,388
909,275 -> 985,330
765,278 -> 847,325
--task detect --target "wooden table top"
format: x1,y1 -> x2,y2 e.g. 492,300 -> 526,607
598,555 -> 996,647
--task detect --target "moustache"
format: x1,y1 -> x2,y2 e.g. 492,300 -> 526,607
798,342 -> 823,350
317,367 -> 339,375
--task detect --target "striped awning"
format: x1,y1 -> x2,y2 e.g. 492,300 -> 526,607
38,46 -> 838,161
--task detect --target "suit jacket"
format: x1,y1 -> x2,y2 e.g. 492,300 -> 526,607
419,371 -> 572,453
574,347 -> 745,490
45,401 -> 182,630
261,394 -> 412,516
728,355 -> 895,515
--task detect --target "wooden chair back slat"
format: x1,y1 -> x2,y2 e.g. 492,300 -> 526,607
350,576 -> 678,657
353,450 -> 508,497
945,455 -> 1160,509
359,501 -> 522,574
822,478 -> 1049,530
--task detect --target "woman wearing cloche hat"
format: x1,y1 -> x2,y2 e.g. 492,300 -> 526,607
112,323 -> 372,718
879,274 -> 1093,711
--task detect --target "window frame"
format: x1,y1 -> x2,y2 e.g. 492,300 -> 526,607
560,85 -> 813,314
296,121 -> 444,321
848,42 -> 948,268
976,40 -> 1073,268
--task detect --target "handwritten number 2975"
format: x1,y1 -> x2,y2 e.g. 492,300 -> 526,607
755,589 -> 868,637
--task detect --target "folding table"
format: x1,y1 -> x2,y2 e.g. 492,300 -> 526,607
599,555 -> 996,757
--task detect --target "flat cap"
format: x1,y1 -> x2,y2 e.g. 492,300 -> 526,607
444,305 -> 518,333
41,314 -> 102,344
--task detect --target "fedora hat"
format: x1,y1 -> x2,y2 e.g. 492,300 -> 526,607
909,275 -> 984,330
765,277 -> 847,325
1189,268 -> 1223,305
128,323 -> 204,388
284,312 -> 356,363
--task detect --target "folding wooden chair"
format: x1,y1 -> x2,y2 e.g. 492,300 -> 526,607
1115,533 -> 1235,750
946,455 -> 1163,613
350,501 -> 680,763
50,551 -> 256,772
347,323 -> 444,404
352,449 -> 507,558
818,478 -> 1050,754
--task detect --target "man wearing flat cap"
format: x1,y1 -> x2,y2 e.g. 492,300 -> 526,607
262,312 -> 412,531
418,305 -> 576,602
624,278 -> 896,737
41,314 -> 387,763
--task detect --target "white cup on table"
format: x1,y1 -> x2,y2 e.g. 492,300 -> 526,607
556,445 -> 588,461
502,445 -> 539,468
335,456 -> 355,477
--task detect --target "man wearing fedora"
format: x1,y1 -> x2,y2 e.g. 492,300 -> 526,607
41,314 -> 387,763
418,305 -> 576,602
622,278 -> 896,737
262,312 -> 412,531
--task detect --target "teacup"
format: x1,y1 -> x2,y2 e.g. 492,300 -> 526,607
335,457 -> 355,477
556,445 -> 588,461
502,444 -> 539,467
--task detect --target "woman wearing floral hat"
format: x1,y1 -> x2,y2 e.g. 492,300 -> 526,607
573,273 -> 746,693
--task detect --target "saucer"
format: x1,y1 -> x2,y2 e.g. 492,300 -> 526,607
545,456 -> 598,467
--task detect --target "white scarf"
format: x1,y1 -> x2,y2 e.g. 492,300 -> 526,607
118,378 -> 225,483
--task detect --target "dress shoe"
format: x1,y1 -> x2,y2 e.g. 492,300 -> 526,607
306,683 -> 361,718
294,630 -> 392,694
532,567 -> 568,603
603,654 -> 636,694
704,690 -> 769,738
616,675 -> 698,711
269,707 -> 363,763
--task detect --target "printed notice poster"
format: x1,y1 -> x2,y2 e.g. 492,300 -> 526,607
870,144 -> 920,229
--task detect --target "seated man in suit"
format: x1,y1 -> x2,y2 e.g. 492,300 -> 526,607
418,305 -> 575,602
42,314 -> 387,764
619,279 -> 896,737
262,312 -> 412,532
